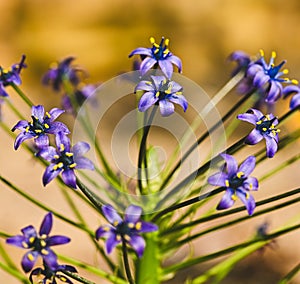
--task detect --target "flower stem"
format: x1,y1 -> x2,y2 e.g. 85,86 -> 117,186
279,262 -> 300,284
137,106 -> 157,194
152,187 -> 224,222
11,83 -> 34,107
122,239 -> 135,284
61,270 -> 95,284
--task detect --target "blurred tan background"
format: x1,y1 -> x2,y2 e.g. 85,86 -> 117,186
1,0 -> 300,283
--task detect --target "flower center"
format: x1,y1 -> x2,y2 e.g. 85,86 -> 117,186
150,37 -> 171,60
155,79 -> 173,100
227,172 -> 246,190
28,116 -> 50,135
53,145 -> 77,170
115,222 -> 132,238
256,115 -> 279,135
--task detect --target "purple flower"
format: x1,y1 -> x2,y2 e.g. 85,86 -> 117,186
208,154 -> 258,215
135,75 -> 188,117
237,108 -> 279,158
129,37 -> 182,79
228,50 -> 251,76
246,50 -> 298,103
283,85 -> 300,110
96,204 -> 158,258
42,57 -> 83,92
12,105 -> 70,150
39,132 -> 94,188
6,212 -> 70,273
62,84 -> 98,114
0,55 -> 26,97
29,261 -> 77,284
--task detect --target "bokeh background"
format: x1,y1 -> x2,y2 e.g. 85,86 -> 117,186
1,0 -> 300,283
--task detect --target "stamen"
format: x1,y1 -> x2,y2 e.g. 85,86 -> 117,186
135,222 -> 142,231
27,253 -> 34,261
40,240 -> 47,247
236,171 -> 244,179
155,91 -> 160,98
65,152 -> 73,157
256,120 -> 262,125
34,129 -> 42,133
291,79 -> 299,85
271,51 -> 276,59
25,126 -> 30,132
154,48 -> 160,54
54,155 -> 60,159
113,221 -> 119,226
29,237 -> 35,243
249,183 -> 253,190
22,241 -> 29,248
225,180 -> 230,187
245,192 -> 250,199
45,112 -> 51,118
60,143 -> 65,152
262,127 -> 267,131
116,235 -> 121,241
41,249 -> 49,255
44,123 -> 49,129
265,114 -> 271,120
259,49 -> 264,57
128,222 -> 134,229
231,194 -> 237,201
149,37 -> 155,44
69,163 -> 77,168
282,69 -> 289,74
124,235 -> 131,241
165,38 -> 169,46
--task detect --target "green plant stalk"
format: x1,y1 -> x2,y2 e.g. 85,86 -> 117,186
58,254 -> 128,284
279,262 -> 300,284
164,223 -> 300,274
11,83 -> 34,107
4,98 -> 26,120
0,261 -> 30,284
0,242 -> 20,274
122,240 -> 135,284
136,232 -> 160,284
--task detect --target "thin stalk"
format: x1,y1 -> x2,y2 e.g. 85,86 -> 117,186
11,83 -> 34,107
137,107 -> 157,194
164,223 -> 300,274
122,240 -> 135,284
0,261 -> 30,284
161,187 -> 300,236
279,262 -> 300,284
160,89 -> 255,191
61,270 -> 95,284
152,187 -> 224,222
4,98 -> 26,120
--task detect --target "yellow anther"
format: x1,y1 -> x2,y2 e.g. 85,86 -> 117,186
25,126 -> 30,132
249,183 -> 253,190
245,192 -> 250,199
128,222 -> 134,229
231,194 -> 238,201
22,241 -> 28,248
65,152 -> 73,157
41,249 -> 49,255
135,222 -> 142,231
53,165 -> 58,170
113,221 -> 119,226
44,123 -> 49,129
163,48 -> 170,55
29,237 -> 35,243
103,226 -> 110,232
149,37 -> 155,44
40,240 -> 47,247
124,235 -> 131,241
35,129 -> 42,133
27,253 -> 34,261
282,69 -> 289,74
2,69 -> 8,74
60,276 -> 67,282
265,114 -> 271,120
155,91 -> 160,98
45,112 -> 51,118
165,89 -> 171,94
145,81 -> 152,85
54,155 -> 59,159
176,91 -> 183,95
225,180 -> 230,187
50,62 -> 58,69
69,163 -> 77,169
40,234 -> 47,239
60,143 -> 65,152
165,38 -> 169,46
271,51 -> 276,59
292,79 -> 299,85
154,48 -> 159,54
262,127 -> 267,131
259,49 -> 264,57
116,235 -> 121,241
236,171 -> 244,179
256,120 -> 262,125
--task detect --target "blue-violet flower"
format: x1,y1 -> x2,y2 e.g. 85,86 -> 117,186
12,105 -> 70,150
96,204 -> 158,258
129,37 -> 182,79
283,85 -> 300,110
208,154 -> 258,215
0,55 -> 26,97
237,108 -> 279,158
135,75 -> 188,117
39,132 -> 94,188
6,212 -> 70,273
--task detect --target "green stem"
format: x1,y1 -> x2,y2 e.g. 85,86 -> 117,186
122,240 -> 135,284
11,83 -> 34,107
0,261 -> 30,284
61,270 -> 95,284
137,107 -> 157,194
164,223 -> 300,274
279,262 -> 300,284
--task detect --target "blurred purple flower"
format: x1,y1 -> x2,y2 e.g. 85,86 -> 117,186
39,132 -> 94,188
42,57 -> 83,92
228,50 -> 251,76
129,37 -> 182,79
0,55 -> 26,97
283,84 -> 300,110
6,212 -> 70,273
237,108 -> 279,158
29,261 -> 77,284
135,75 -> 188,117
12,105 -> 70,150
208,154 -> 258,215
96,204 -> 158,258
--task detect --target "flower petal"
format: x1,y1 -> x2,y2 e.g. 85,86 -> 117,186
245,129 -> 263,145
168,94 -> 188,112
48,122 -> 70,134
159,99 -> 174,117
168,55 -> 182,72
236,189 -> 256,215
237,113 -> 258,125
38,146 -> 57,161
220,154 -> 238,177
238,156 -> 256,176
61,169 -> 77,189
159,59 -> 173,79
55,132 -> 71,152
207,172 -> 228,187
22,251 -> 39,272
74,157 -> 94,170
35,135 -> 49,149
135,80 -> 154,92
253,71 -> 269,88
102,204 -> 122,224
14,132 -> 35,150
48,108 -> 65,121
72,142 -> 90,157
32,105 -> 45,121
105,233 -> 121,254
22,225 -> 37,239
125,205 -> 142,223
244,176 -> 259,191
265,135 -> 278,158
39,212 -> 53,236
138,92 -> 158,112
129,235 -> 145,258
6,235 -> 27,248
139,221 -> 158,233
43,164 -> 61,186
140,57 -> 156,76
95,225 -> 113,239
217,188 -> 235,211
43,248 -> 58,270
11,120 -> 28,131
266,81 -> 282,103
290,93 -> 300,110
129,47 -> 152,58
47,235 -> 71,246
